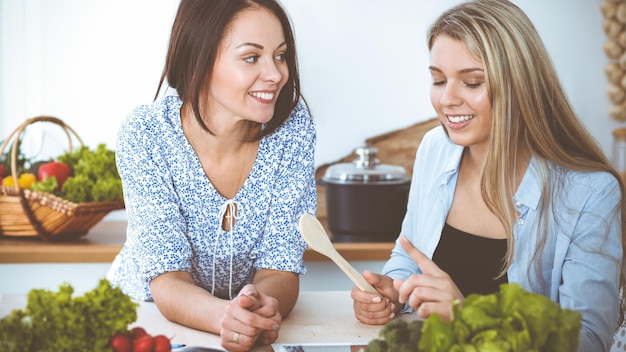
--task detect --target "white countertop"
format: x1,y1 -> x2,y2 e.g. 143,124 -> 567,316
0,290 -> 398,351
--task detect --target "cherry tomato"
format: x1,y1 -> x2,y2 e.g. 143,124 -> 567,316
109,332 -> 131,352
130,326 -> 149,339
153,334 -> 172,352
133,334 -> 155,352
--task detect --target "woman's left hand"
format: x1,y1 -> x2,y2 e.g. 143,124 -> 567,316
394,236 -> 464,322
248,288 -> 282,345
219,284 -> 281,351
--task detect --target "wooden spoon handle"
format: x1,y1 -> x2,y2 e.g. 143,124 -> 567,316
327,248 -> 379,295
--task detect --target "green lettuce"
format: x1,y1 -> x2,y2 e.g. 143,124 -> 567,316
366,283 -> 581,352
0,279 -> 138,352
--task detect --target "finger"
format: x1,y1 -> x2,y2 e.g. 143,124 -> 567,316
352,273 -> 385,304
354,312 -> 395,325
363,270 -> 396,292
257,328 -> 279,345
252,295 -> 279,319
238,285 -> 262,311
352,286 -> 395,325
238,292 -> 262,311
400,236 -> 445,277
413,301 -> 453,322
364,271 -> 399,301
223,302 -> 279,335
393,278 -> 406,303
351,289 -> 393,313
393,277 -> 423,309
353,299 -> 395,318
353,299 -> 395,325
362,270 -> 388,288
220,329 -> 254,352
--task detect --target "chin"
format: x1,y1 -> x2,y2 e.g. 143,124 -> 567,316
446,134 -> 474,147
252,111 -> 276,124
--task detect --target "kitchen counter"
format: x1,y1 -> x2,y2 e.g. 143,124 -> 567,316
0,220 -> 395,263
0,290 -> 410,351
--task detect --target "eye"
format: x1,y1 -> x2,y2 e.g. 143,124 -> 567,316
275,53 -> 286,61
243,55 -> 258,63
430,72 -> 445,86
464,81 -> 483,88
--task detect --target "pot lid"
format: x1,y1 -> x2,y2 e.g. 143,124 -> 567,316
322,147 -> 409,183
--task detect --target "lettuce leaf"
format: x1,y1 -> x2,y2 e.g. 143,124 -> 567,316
367,283 -> 581,352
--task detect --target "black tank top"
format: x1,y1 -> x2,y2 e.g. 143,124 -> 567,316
431,223 -> 508,297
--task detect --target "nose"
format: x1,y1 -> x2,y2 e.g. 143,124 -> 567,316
260,59 -> 283,83
439,83 -> 462,107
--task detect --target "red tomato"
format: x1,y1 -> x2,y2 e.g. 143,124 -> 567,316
109,333 -> 131,352
130,326 -> 149,338
133,334 -> 155,352
153,335 -> 172,352
0,164 -> 8,180
37,161 -> 72,190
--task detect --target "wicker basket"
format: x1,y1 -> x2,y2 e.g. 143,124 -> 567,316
0,116 -> 125,241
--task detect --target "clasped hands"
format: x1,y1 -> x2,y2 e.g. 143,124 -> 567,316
219,284 -> 281,351
352,236 -> 464,325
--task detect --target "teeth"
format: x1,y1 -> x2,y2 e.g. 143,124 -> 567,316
250,92 -> 274,100
447,114 -> 474,123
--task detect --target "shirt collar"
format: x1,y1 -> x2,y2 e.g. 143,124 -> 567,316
514,156 -> 542,210
441,142 -> 464,185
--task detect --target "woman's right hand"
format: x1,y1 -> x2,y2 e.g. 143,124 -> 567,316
351,270 -> 399,325
219,285 -> 281,351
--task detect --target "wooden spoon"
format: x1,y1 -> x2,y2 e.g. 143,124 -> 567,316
299,214 -> 379,295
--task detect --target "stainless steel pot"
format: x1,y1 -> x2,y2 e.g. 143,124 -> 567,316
321,147 -> 410,242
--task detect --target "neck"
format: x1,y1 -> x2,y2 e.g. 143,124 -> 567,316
181,103 -> 258,157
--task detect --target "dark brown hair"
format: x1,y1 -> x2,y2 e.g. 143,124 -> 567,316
156,0 -> 301,140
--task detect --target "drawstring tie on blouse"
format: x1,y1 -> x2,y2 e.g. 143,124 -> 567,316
212,199 -> 244,300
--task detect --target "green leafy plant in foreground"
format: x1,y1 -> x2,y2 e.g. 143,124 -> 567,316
366,283 -> 581,352
0,278 -> 138,352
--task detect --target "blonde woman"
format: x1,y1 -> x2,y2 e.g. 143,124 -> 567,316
351,1 -> 625,351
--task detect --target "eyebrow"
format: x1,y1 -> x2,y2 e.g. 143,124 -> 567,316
428,66 -> 484,74
236,41 -> 287,50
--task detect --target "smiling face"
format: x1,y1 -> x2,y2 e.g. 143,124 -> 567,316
207,6 -> 289,125
429,35 -> 492,151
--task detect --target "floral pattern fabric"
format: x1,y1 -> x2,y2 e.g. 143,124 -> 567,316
107,95 -> 316,301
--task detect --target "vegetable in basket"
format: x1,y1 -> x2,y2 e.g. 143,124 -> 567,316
30,143 -> 123,202
0,135 -> 31,184
37,161 -> 72,190
1,173 -> 36,189
0,164 -> 7,179
365,283 -> 582,352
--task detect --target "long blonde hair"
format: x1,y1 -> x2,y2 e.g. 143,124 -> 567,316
427,0 -> 626,326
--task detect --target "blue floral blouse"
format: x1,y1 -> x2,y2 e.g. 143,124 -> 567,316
107,95 -> 316,301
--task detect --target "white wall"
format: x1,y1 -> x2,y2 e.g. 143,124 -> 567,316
1,0 -> 623,167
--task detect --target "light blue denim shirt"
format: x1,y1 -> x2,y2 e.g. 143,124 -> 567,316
383,126 -> 623,352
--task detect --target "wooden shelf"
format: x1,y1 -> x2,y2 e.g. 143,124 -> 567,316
0,221 -> 393,263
